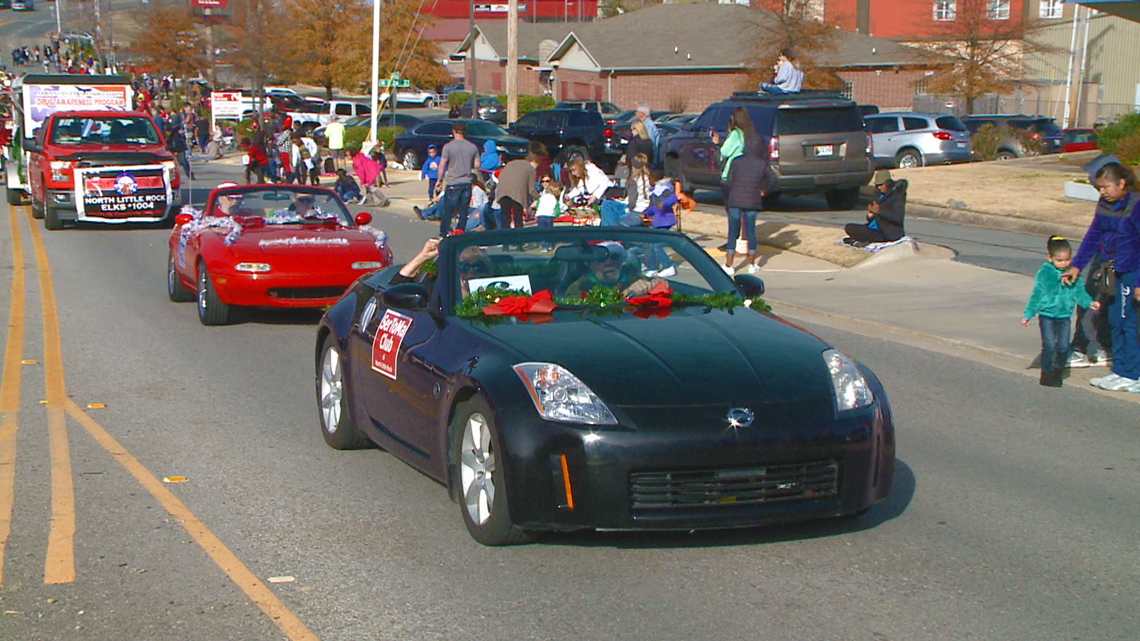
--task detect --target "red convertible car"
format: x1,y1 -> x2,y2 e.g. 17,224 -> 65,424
167,183 -> 393,325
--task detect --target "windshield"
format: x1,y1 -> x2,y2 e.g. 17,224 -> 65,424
50,116 -> 160,145
209,188 -> 351,225
447,231 -> 741,318
466,121 -> 508,137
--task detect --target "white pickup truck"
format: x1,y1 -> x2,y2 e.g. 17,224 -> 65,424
287,101 -> 373,131
379,88 -> 443,109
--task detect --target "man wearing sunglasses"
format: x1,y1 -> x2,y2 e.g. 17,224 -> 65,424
566,241 -> 661,298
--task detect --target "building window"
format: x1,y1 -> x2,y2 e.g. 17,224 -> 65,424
933,0 -> 956,21
914,79 -> 929,95
841,80 -> 854,100
987,0 -> 1010,20
1039,0 -> 1063,19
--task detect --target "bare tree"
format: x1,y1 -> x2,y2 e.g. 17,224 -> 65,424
745,0 -> 842,90
918,0 -> 1054,113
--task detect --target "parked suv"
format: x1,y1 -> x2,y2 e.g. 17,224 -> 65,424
864,112 -> 971,169
509,108 -> 609,166
961,115 -> 1063,158
457,97 -> 507,124
554,101 -> 623,117
663,91 -> 874,209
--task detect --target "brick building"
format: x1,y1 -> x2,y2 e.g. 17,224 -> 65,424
455,4 -> 933,113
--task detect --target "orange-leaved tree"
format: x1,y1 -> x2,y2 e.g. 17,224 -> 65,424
130,4 -> 207,79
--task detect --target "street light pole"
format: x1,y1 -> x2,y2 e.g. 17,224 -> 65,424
469,0 -> 476,98
507,0 -> 518,123
369,0 -> 381,146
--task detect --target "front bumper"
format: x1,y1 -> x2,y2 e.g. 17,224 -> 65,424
497,401 -> 895,532
47,187 -> 181,223
210,265 -> 372,309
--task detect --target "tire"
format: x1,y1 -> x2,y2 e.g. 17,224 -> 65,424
995,150 -> 1017,161
761,192 -> 781,210
666,157 -> 691,195
895,149 -> 922,169
316,333 -> 369,450
44,205 -> 63,230
196,261 -> 231,326
167,251 -> 194,302
29,196 -> 44,219
825,186 -> 861,211
452,396 -> 532,546
6,187 -> 24,206
401,148 -> 420,171
423,97 -> 434,109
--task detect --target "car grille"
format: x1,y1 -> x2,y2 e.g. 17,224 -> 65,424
267,286 -> 346,300
629,461 -> 838,510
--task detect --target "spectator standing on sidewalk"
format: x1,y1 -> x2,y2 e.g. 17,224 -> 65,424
326,117 -> 346,170
844,170 -> 907,246
434,122 -> 481,236
420,144 -> 441,199
1064,159 -> 1132,369
1079,162 -> 1140,392
721,135 -> 775,275
711,107 -> 751,185
635,102 -> 659,159
1022,236 -> 1100,387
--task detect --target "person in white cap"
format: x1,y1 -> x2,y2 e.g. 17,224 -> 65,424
212,182 -> 250,217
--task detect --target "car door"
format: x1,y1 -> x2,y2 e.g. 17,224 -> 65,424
511,111 -> 541,139
350,294 -> 445,459
536,111 -> 567,154
865,115 -> 900,164
681,106 -> 727,186
414,121 -> 454,158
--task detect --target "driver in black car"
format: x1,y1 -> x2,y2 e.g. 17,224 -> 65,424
565,241 -> 662,298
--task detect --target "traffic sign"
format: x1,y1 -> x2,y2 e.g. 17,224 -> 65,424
378,79 -> 410,88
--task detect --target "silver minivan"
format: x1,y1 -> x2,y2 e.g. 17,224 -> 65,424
864,112 -> 971,169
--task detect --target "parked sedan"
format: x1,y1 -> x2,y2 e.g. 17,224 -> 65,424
864,112 -> 971,169
167,184 -> 392,326
392,119 -> 529,170
311,113 -> 424,148
457,97 -> 507,124
315,226 -> 895,545
1062,128 -> 1099,153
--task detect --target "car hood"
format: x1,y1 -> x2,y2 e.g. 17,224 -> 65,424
467,307 -> 836,410
217,225 -> 382,261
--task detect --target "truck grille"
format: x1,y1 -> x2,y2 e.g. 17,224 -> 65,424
630,461 -> 838,510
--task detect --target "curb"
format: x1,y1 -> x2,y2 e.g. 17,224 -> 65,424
906,202 -> 1088,240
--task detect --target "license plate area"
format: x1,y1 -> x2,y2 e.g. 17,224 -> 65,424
813,144 -> 834,157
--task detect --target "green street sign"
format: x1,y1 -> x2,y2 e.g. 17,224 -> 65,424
378,79 -> 411,88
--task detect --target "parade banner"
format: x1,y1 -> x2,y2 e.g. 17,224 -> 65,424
21,84 -> 132,132
74,165 -> 172,221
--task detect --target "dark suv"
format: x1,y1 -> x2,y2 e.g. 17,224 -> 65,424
663,91 -> 874,209
509,108 -> 608,165
961,115 -> 1063,158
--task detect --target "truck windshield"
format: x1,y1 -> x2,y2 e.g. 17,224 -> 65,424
50,116 -> 161,145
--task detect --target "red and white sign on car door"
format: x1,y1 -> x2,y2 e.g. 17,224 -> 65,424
372,310 -> 412,380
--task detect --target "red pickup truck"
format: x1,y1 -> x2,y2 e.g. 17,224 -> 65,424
25,110 -> 181,230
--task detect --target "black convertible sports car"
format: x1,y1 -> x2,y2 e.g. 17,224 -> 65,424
315,227 -> 895,545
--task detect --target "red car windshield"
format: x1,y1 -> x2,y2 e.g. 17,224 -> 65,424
49,116 -> 161,145
211,188 -> 352,225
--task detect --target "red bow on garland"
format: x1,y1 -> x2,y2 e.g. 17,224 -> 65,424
626,282 -> 674,319
483,289 -> 557,322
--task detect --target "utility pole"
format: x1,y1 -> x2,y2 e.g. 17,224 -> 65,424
205,8 -> 217,88
54,0 -> 62,39
507,0 -> 518,123
94,0 -> 102,61
107,0 -> 114,71
469,0 -> 477,98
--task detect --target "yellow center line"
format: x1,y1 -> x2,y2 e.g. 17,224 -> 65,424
25,211 -> 75,585
0,204 -> 26,588
63,400 -> 321,641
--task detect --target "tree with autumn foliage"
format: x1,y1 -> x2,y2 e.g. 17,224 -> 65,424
744,0 -> 842,90
918,0 -> 1054,113
129,4 -> 207,79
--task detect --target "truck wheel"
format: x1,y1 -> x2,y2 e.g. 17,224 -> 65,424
29,196 -> 44,220
825,187 -> 861,211
6,187 -> 25,206
423,97 -> 435,109
44,206 -> 63,230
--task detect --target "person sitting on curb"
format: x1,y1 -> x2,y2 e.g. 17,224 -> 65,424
843,170 -> 907,247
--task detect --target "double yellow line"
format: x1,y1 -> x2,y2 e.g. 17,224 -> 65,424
0,204 -> 320,641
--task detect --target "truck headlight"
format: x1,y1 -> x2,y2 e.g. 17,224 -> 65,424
49,161 -> 69,182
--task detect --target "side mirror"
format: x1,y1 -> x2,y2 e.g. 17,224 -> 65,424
354,212 -> 372,226
24,137 -> 39,152
734,273 -> 765,298
382,283 -> 429,310
174,213 -> 193,226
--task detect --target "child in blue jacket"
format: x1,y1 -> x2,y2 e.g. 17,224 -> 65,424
420,145 -> 440,198
1023,236 -> 1100,387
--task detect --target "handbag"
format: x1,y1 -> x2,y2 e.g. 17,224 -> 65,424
1091,259 -> 1116,297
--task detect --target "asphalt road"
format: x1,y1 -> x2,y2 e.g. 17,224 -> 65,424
0,159 -> 1136,640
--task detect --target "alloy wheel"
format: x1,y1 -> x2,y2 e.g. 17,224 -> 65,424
460,412 -> 496,526
320,346 -> 343,433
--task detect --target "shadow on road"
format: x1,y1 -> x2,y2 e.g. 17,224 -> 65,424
540,459 -> 916,549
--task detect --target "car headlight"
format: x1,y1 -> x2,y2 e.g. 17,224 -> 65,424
513,362 -> 618,425
351,261 -> 383,270
235,262 -> 271,273
49,161 -> 69,182
823,349 -> 874,413
161,160 -> 177,172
